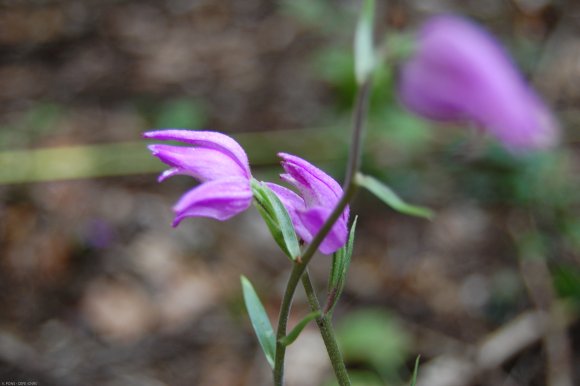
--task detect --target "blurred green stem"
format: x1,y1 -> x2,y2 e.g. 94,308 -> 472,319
273,79 -> 371,385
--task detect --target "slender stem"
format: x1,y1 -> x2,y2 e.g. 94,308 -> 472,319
302,271 -> 351,386
273,263 -> 303,386
344,80 -> 371,188
272,79 -> 371,385
298,78 -> 371,272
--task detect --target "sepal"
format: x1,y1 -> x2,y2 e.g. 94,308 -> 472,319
251,179 -> 301,260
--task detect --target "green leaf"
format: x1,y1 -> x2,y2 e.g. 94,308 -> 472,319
410,355 -> 420,386
329,217 -> 357,291
241,276 -> 276,368
354,0 -> 375,85
279,311 -> 321,347
329,248 -> 345,294
327,217 -> 358,315
356,173 -> 434,219
251,179 -> 301,260
344,216 -> 357,270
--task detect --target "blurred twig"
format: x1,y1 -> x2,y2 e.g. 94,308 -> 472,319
417,216 -> 578,386
416,303 -> 577,386
513,222 -> 575,386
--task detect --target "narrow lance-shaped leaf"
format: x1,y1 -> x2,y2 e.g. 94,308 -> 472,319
410,355 -> 421,386
278,311 -> 321,347
251,179 -> 301,260
344,216 -> 357,268
329,249 -> 344,294
356,173 -> 434,219
240,276 -> 276,368
355,0 -> 376,85
327,217 -> 358,315
329,216 -> 358,291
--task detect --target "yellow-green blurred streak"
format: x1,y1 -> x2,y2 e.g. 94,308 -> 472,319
0,129 -> 345,184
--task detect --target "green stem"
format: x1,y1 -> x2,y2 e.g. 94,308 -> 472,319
273,263 -> 303,386
302,271 -> 351,386
272,80 -> 371,385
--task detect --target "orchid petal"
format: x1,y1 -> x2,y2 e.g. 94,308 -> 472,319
148,144 -> 247,182
270,153 -> 350,254
278,153 -> 343,212
144,130 -> 251,177
298,206 -> 348,255
172,176 -> 252,225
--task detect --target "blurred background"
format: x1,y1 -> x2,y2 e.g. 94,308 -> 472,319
0,0 -> 579,385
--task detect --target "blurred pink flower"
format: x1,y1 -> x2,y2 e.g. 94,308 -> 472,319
398,15 -> 558,150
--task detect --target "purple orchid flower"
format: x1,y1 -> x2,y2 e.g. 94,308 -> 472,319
144,129 -> 253,226
398,15 -> 558,150
267,153 -> 349,255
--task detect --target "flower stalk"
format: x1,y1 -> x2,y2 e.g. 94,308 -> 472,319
144,7 -> 561,386
302,271 -> 350,386
273,79 -> 372,386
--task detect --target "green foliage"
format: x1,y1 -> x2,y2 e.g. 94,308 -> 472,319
313,46 -> 395,113
314,48 -> 358,109
153,98 -> 207,128
445,145 -> 578,209
0,102 -> 64,149
370,108 -> 432,154
337,309 -> 410,381
241,276 -> 276,368
281,0 -> 332,26
562,218 -> 580,252
382,32 -> 417,62
552,265 -> 580,304
281,0 -> 351,34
